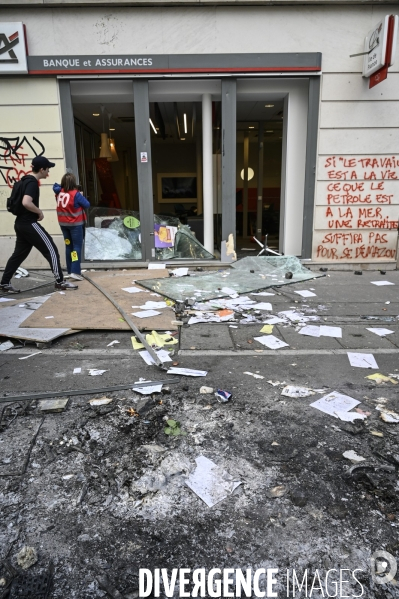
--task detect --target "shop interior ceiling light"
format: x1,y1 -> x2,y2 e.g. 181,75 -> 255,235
240,167 -> 255,181
107,112 -> 119,162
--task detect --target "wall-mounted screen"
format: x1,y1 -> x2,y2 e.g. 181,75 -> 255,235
157,173 -> 197,204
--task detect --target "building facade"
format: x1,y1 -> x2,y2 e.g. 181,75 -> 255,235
0,2 -> 398,267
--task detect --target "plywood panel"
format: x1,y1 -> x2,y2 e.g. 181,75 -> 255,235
22,270 -> 178,332
0,105 -> 61,133
0,78 -> 59,105
320,101 -> 399,129
319,129 -> 399,154
321,73 -> 399,101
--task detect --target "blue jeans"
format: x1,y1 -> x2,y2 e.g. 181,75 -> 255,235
60,225 -> 84,275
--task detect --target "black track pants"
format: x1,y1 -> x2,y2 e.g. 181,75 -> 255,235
1,220 -> 64,285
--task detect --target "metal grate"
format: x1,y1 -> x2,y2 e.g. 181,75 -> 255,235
9,563 -> 54,599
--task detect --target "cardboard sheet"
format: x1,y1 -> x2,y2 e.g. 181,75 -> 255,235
21,270 -> 177,331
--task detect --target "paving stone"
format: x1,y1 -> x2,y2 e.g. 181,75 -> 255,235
180,324 -> 234,350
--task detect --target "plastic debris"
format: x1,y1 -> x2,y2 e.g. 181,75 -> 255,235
343,450 -> 366,463
215,389 -> 232,402
244,371 -> 264,380
89,397 -> 113,406
281,386 -> 315,398
185,455 -> 242,507
376,405 -> 399,423
88,369 -> 108,376
18,352 -> 42,360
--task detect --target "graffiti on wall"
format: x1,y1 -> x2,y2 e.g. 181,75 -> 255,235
313,155 -> 399,261
0,135 -> 45,187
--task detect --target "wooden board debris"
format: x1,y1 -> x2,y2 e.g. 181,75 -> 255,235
22,270 -> 177,331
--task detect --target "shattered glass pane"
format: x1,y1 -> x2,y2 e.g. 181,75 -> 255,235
139,256 -> 324,302
84,209 -> 214,261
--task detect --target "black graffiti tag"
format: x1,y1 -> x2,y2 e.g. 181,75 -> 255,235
0,135 -> 45,187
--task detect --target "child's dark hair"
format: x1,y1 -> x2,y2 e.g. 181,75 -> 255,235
61,172 -> 77,192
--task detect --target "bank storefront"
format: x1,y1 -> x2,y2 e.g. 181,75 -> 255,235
0,7 -> 398,268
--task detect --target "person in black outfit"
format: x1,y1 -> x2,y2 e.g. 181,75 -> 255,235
0,156 -> 78,293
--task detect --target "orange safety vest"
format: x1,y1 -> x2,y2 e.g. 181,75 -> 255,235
56,189 -> 86,226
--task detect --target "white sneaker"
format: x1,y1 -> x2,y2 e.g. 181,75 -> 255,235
64,274 -> 72,279
70,273 -> 84,281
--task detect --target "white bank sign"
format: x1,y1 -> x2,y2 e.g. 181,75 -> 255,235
0,22 -> 28,74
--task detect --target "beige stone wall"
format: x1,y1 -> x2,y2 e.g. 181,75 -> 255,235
0,77 -> 66,268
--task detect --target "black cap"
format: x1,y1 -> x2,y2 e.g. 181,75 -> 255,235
31,156 -> 55,170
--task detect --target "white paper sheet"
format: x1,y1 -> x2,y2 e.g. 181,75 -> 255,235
370,281 -> 394,286
319,326 -> 342,338
366,328 -> 395,336
263,316 -> 287,325
148,263 -> 166,269
139,349 -> 172,365
310,391 -> 360,417
122,286 -> 144,293
294,290 -> 317,298
133,382 -> 163,394
347,352 -> 378,369
45,316 -> 54,319
278,310 -> 305,322
166,367 -> 208,377
139,301 -> 168,310
281,385 -> 314,398
0,297 -> 13,302
250,302 -> 273,311
132,309 -> 161,318
107,340 -> 120,347
185,455 -> 242,507
253,335 -> 289,349
0,340 -> 14,351
335,411 -> 367,422
170,267 -> 189,277
73,367 -> 81,374
298,325 -> 321,337
251,292 -> 275,297
88,369 -> 108,376
244,371 -> 264,379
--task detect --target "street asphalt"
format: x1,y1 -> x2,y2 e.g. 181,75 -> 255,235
0,267 -> 399,598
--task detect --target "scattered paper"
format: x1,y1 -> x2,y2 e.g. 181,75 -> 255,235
263,316 -> 286,325
132,310 -> 161,318
133,383 -> 163,395
343,450 -> 366,463
19,352 -> 42,360
281,386 -> 315,398
88,369 -> 108,376
185,455 -> 242,507
148,263 -> 166,269
260,324 -> 274,334
319,326 -> 342,338
267,380 -> 286,386
146,331 -> 178,348
310,391 -> 360,418
294,290 -> 317,298
298,325 -> 320,337
0,297 -> 13,302
0,340 -> 14,351
167,367 -> 207,377
244,371 -> 264,379
335,411 -> 367,422
366,373 -> 398,384
89,397 -> 113,406
221,287 -> 239,296
139,349 -> 172,365
366,328 -> 394,337
252,292 -> 275,297
348,352 -> 378,369
170,267 -> 189,277
45,316 -> 54,319
254,335 -> 289,349
370,281 -> 394,286
121,286 -> 144,293
73,367 -> 81,374
131,336 -> 144,350
376,405 -> 399,423
107,340 -> 120,347
250,302 -> 273,311
140,301 -> 168,310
